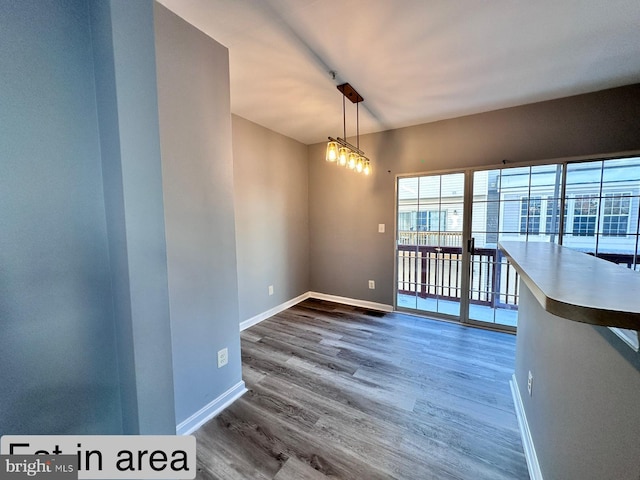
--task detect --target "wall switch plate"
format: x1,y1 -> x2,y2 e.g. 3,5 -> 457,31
527,371 -> 533,396
218,348 -> 228,368
378,224 -> 385,233
268,285 -> 274,296
368,280 -> 375,289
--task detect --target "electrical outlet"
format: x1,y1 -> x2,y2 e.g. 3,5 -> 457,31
368,280 -> 375,289
527,371 -> 533,396
217,348 -> 228,368
268,285 -> 274,296
378,224 -> 385,233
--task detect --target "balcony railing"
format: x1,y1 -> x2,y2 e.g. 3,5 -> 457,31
398,236 -> 638,311
398,231 -> 462,246
397,245 -> 520,308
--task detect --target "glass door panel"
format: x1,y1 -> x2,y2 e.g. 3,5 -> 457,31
563,158 -> 640,262
396,173 -> 464,318
468,165 -> 563,327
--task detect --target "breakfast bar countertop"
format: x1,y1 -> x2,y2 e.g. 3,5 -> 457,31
498,241 -> 640,330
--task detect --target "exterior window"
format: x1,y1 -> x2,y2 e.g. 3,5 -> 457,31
520,196 -> 541,235
417,211 -> 446,231
398,212 -> 413,231
572,195 -> 598,236
602,193 -> 630,237
545,197 -> 567,234
417,211 -> 428,231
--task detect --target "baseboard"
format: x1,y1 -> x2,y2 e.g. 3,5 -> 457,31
239,291 -> 394,333
176,381 -> 247,435
239,292 -> 311,331
308,292 -> 394,312
510,374 -> 543,480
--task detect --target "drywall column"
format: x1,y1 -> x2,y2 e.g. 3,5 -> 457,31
90,0 -> 176,434
154,4 -> 245,433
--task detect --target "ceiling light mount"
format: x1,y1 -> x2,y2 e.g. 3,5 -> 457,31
325,83 -> 371,175
337,83 -> 364,104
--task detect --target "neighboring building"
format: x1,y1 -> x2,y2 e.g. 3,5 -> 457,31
398,158 -> 640,266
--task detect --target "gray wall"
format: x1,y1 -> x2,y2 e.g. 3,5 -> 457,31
91,0 -> 176,434
515,284 -> 640,480
309,85 -> 640,305
232,115 -> 310,322
154,4 -> 243,426
1,0 -> 242,436
0,0 -> 122,434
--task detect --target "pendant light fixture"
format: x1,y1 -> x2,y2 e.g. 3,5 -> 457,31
325,82 -> 371,176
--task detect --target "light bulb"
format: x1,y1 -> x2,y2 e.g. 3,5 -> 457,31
348,151 -> 358,170
325,141 -> 338,162
338,147 -> 349,166
355,156 -> 364,173
363,158 -> 371,175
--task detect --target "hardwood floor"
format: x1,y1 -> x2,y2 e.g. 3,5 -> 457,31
195,299 -> 529,480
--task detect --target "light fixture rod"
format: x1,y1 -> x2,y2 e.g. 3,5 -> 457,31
356,102 -> 359,150
327,136 -> 365,156
342,94 -> 346,140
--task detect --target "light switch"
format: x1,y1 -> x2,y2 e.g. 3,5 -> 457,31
378,224 -> 385,233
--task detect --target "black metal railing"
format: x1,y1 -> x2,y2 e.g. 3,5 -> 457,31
398,245 -> 637,308
397,245 -> 519,308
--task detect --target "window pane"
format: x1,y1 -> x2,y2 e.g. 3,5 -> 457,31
602,157 -> 640,185
519,196 -> 542,235
545,196 -> 566,236
602,194 -> 631,237
440,202 -> 463,234
530,164 -> 563,190
419,175 -> 440,199
398,177 -> 419,202
572,194 -> 599,236
566,161 -> 603,189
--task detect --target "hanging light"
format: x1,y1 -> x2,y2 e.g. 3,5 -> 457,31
325,141 -> 338,162
326,81 -> 371,176
363,157 -> 371,175
347,151 -> 358,170
338,146 -> 349,166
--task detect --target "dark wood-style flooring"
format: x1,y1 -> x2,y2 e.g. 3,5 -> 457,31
195,299 -> 529,480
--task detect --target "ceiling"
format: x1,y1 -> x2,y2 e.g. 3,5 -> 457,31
157,0 -> 640,145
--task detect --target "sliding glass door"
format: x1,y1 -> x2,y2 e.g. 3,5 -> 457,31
396,173 -> 465,318
395,155 -> 640,331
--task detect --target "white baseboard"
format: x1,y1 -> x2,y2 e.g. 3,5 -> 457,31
240,292 -> 311,331
510,374 -> 543,480
176,381 -> 247,435
308,292 -> 394,312
239,291 -> 394,332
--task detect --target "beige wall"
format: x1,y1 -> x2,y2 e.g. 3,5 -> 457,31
233,115 -> 310,322
309,84 -> 640,305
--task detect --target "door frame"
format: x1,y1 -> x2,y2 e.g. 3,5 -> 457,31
393,168 -> 469,324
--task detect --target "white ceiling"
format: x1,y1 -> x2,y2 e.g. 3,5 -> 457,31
157,0 -> 640,145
